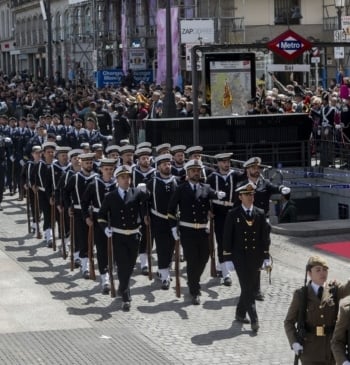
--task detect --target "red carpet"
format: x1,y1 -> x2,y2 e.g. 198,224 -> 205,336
314,241 -> 350,259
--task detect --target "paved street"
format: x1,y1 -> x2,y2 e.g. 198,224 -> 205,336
0,192 -> 350,365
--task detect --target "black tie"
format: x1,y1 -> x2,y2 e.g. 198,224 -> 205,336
193,184 -> 197,193
317,286 -> 323,300
246,209 -> 251,217
123,190 -> 127,202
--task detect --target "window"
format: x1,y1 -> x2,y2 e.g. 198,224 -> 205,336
275,0 -> 302,25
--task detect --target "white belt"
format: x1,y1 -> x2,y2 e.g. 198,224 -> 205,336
212,199 -> 233,207
151,208 -> 168,220
112,227 -> 139,235
179,221 -> 207,229
73,204 -> 81,209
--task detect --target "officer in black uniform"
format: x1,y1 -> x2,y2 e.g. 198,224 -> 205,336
223,182 -> 270,333
95,100 -> 113,136
132,146 -> 155,275
98,165 -> 148,311
30,141 -> 56,247
168,159 -> 225,305
207,152 -> 245,285
63,153 -> 98,278
81,158 -> 117,294
146,153 -> 178,289
243,156 -> 285,301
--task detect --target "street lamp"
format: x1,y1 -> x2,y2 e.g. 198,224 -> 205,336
162,0 -> 176,118
335,0 -> 345,30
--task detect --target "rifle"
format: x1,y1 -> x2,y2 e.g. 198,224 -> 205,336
60,206 -> 67,260
51,194 -> 56,251
107,212 -> 116,298
88,212 -> 96,280
209,213 -> 217,278
69,213 -> 75,271
33,189 -> 42,239
146,208 -> 152,281
26,187 -> 31,234
174,238 -> 181,298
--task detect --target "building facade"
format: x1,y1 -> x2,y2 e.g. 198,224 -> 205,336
0,0 -> 348,86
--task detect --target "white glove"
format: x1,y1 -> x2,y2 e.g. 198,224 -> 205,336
292,342 -> 303,355
104,227 -> 113,238
107,135 -> 113,141
224,261 -> 235,272
342,361 -> 350,365
137,183 -> 147,192
171,227 -> 180,241
4,137 -> 11,143
281,186 -> 291,195
335,124 -> 342,129
20,159 -> 25,167
217,191 -> 226,200
262,259 -> 271,269
9,155 -> 15,162
56,135 -> 62,141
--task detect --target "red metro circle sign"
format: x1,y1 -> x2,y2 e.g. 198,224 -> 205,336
267,29 -> 312,61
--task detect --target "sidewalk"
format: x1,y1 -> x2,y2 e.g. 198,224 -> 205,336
1,192 -> 350,364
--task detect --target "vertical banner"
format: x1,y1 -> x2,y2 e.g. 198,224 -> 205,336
156,7 -> 179,86
121,0 -> 128,75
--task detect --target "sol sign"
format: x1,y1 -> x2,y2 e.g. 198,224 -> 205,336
267,29 -> 312,61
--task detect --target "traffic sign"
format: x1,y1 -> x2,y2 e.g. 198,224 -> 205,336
267,29 -> 312,61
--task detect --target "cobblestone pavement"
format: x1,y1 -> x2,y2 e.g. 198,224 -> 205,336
0,193 -> 350,365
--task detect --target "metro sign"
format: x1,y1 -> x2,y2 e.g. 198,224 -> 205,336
267,29 -> 312,61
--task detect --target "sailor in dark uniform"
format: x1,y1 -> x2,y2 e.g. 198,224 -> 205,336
223,182 -> 270,333
30,141 -> 57,247
22,145 -> 42,231
65,118 -> 89,149
132,146 -> 155,275
105,145 -> 121,167
46,146 -> 72,246
118,144 -> 135,168
0,134 -> 12,211
55,148 -> 83,256
146,153 -> 177,289
207,152 -> 245,285
185,145 -> 214,182
98,165 -> 148,311
81,158 -> 117,294
168,159 -> 226,305
91,143 -> 104,172
63,153 -> 98,278
170,144 -> 186,184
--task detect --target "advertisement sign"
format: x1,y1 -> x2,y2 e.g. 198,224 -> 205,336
341,16 -> 350,41
129,48 -> 147,70
204,53 -> 256,116
95,69 -> 153,88
185,44 -> 202,71
180,19 -> 215,44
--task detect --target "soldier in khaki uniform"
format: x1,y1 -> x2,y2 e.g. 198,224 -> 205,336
331,298 -> 350,365
284,256 -> 350,365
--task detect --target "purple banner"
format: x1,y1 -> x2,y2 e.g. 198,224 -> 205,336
156,7 -> 179,87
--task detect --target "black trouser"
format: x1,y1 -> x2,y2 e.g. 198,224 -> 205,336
73,209 -> 88,257
38,190 -> 51,231
6,158 -> 13,192
179,227 -> 209,296
214,213 -> 226,263
254,223 -> 271,295
93,214 -> 108,275
234,253 -> 262,324
151,216 -> 174,269
113,232 -> 140,302
0,162 -> 5,203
